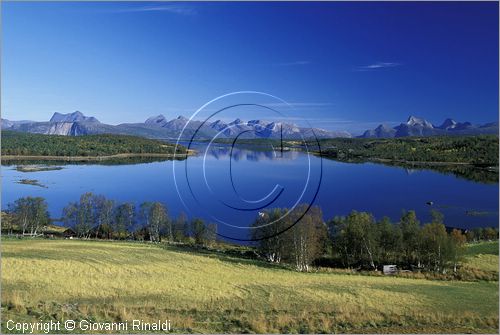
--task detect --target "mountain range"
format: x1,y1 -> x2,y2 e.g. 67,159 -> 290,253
1,111 -> 351,139
360,116 -> 498,138
1,112 -> 497,140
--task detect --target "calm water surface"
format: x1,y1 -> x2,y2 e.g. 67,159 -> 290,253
3,145 -> 498,241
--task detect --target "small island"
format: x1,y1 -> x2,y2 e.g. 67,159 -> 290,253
15,165 -> 63,172
15,178 -> 47,188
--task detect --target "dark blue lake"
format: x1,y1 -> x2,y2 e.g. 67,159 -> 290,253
2,145 -> 498,241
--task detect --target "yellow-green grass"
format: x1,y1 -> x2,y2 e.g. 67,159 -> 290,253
463,241 -> 499,275
1,239 -> 498,333
466,241 -> 499,257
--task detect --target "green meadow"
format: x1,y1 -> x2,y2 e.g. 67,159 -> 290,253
1,239 -> 498,333
463,241 -> 499,275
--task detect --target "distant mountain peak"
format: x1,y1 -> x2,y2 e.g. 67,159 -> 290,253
438,118 -> 457,130
406,115 -> 433,128
248,119 -> 269,125
360,116 -> 498,138
362,123 -> 396,138
406,115 -> 420,123
211,119 -> 227,127
229,118 -> 244,125
145,114 -> 167,125
49,111 -> 99,123
375,124 -> 393,130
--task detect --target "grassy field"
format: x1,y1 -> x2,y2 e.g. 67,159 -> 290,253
463,241 -> 499,273
1,239 -> 498,333
466,241 -> 499,256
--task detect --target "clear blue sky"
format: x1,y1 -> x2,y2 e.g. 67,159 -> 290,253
2,1 -> 498,134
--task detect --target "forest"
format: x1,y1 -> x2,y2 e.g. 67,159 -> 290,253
1,131 -> 188,157
314,135 -> 498,166
253,205 -> 498,275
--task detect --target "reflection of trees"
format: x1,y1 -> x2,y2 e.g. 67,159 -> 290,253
421,164 -> 498,184
1,156 -> 185,166
323,156 -> 498,184
3,147 -> 301,165
391,161 -> 498,184
201,146 -> 300,162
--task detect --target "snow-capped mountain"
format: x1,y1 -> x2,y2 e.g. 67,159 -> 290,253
361,116 -> 498,138
2,112 -> 352,139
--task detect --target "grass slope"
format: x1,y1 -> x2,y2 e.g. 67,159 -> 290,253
1,239 -> 498,333
466,241 -> 499,256
464,241 -> 499,273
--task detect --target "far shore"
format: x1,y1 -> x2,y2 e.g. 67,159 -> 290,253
366,157 -> 497,167
1,150 -> 196,162
313,152 -> 498,169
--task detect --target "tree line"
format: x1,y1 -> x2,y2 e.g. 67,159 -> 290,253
63,193 -> 217,245
252,206 -> 498,273
4,193 -> 217,246
4,196 -> 50,235
3,195 -> 498,274
1,131 -> 187,157
327,210 -> 472,273
316,135 -> 499,166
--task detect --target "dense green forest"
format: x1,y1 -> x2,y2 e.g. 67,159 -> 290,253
1,130 -> 188,157
314,135 -> 499,166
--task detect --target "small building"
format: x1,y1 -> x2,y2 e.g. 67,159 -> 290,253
63,228 -> 77,238
383,265 -> 398,275
445,226 -> 468,234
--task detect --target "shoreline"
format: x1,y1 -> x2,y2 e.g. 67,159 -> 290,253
2,150 -> 497,169
1,150 -> 196,162
365,157 -> 496,168
314,152 -> 498,169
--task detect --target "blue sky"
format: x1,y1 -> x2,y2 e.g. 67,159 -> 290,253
2,1 -> 498,134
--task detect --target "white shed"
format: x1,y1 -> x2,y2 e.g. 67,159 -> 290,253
383,265 -> 398,275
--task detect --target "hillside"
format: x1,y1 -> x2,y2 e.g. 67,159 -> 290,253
463,241 -> 499,274
1,131 -> 188,158
316,135 -> 499,166
1,239 -> 498,333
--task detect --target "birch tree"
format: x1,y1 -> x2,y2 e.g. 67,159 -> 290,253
9,197 -> 49,236
252,208 -> 288,263
114,202 -> 135,239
